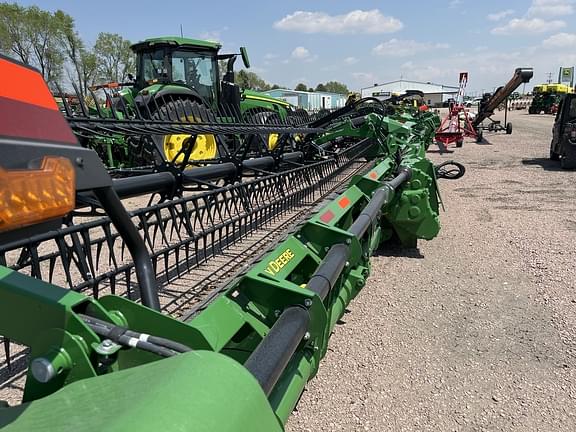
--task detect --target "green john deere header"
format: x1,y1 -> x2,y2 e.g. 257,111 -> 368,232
0,52 -> 463,431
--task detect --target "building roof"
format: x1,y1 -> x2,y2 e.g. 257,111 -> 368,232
361,79 -> 458,91
264,88 -> 347,97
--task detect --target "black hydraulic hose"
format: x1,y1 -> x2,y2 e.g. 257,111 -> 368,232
93,186 -> 161,310
80,314 -> 192,355
81,314 -> 193,353
243,306 -> 310,396
435,161 -> 466,180
87,322 -> 177,358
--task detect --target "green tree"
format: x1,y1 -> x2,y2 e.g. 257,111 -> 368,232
270,84 -> 282,90
236,70 -> 271,91
323,81 -> 349,95
94,32 -> 135,83
79,50 -> 98,93
315,83 -> 327,92
294,83 -> 307,91
28,6 -> 66,83
0,3 -> 67,82
0,3 -> 32,64
59,10 -> 89,95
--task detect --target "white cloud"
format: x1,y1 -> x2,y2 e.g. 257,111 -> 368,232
491,17 -> 565,34
400,62 -> 455,82
449,0 -> 463,8
291,47 -> 310,59
264,53 -> 278,60
372,39 -> 450,57
351,72 -> 379,87
542,32 -> 576,47
197,27 -> 228,42
290,46 -> 317,62
344,56 -> 358,65
273,9 -> 403,34
249,66 -> 267,74
487,9 -> 515,21
527,0 -> 574,17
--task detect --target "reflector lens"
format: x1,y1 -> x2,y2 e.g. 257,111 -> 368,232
320,210 -> 335,223
0,157 -> 75,232
338,196 -> 350,209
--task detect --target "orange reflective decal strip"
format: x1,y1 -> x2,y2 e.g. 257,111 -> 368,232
338,196 -> 350,208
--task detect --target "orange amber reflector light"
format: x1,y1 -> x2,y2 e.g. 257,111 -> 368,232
0,157 -> 75,232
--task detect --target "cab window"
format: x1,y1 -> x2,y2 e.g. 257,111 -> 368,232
171,50 -> 217,105
141,49 -> 166,82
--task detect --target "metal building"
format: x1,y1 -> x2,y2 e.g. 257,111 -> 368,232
263,89 -> 347,110
360,80 -> 458,107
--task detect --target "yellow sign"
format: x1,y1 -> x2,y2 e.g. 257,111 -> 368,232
559,67 -> 574,86
264,248 -> 295,275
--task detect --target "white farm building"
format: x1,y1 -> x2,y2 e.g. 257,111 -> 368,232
360,80 -> 459,107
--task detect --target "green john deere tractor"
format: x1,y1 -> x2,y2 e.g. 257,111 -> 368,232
110,36 -> 291,163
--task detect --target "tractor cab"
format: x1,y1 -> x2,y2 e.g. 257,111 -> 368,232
130,37 -> 250,112
122,37 -> 290,162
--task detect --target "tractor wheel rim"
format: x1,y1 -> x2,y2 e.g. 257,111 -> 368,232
163,116 -> 217,163
268,133 -> 279,150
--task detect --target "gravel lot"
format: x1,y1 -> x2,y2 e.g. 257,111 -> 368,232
287,110 -> 576,431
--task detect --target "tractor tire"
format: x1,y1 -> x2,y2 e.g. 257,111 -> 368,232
245,109 -> 285,152
456,139 -> 463,148
561,156 -> 576,169
289,108 -> 310,126
506,122 -> 513,135
561,148 -> 576,169
528,106 -> 535,114
152,100 -> 218,165
550,148 -> 560,161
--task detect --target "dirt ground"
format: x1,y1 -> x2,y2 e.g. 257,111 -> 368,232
287,110 -> 576,431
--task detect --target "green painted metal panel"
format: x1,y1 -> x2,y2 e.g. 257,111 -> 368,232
0,351 -> 281,432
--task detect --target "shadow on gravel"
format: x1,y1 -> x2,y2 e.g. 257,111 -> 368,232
427,148 -> 454,154
474,138 -> 493,145
374,247 -> 424,259
521,158 -> 564,172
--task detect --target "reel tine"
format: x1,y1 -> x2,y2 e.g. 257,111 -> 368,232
3,338 -> 11,370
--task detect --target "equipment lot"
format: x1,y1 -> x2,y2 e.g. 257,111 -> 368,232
288,110 -> 576,431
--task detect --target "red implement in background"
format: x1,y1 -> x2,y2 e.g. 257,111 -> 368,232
435,72 -> 477,148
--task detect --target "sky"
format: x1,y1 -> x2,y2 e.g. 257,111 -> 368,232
13,0 -> 576,94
